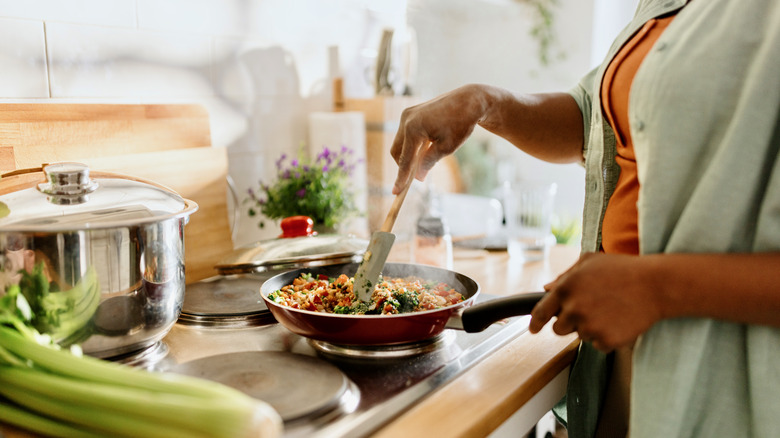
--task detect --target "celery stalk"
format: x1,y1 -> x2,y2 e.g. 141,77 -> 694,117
0,399 -> 105,438
0,365 -> 251,438
0,326 -> 245,400
0,285 -> 283,438
0,383 -> 210,438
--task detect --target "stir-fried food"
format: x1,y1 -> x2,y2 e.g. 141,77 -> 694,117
268,273 -> 465,315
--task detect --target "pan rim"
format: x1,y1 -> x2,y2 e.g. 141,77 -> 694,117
260,262 -> 479,319
261,291 -> 478,319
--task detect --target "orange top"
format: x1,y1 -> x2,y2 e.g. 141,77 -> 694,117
600,14 -> 677,255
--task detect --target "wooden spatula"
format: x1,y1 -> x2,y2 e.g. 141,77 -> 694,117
353,145 -> 425,303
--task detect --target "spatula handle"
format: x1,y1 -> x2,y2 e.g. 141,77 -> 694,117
381,144 -> 426,233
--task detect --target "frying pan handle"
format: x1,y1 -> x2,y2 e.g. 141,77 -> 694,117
460,292 -> 546,333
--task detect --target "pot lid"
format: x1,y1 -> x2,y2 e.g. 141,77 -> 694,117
215,216 -> 368,275
0,162 -> 198,231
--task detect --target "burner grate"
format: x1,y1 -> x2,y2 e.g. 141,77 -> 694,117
169,351 -> 359,423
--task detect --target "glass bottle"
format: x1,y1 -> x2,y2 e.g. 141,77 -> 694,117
413,188 -> 453,269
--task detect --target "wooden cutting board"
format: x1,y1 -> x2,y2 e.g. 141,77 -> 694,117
0,103 -> 234,284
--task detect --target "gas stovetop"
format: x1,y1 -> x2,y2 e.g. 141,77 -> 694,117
122,294 -> 530,438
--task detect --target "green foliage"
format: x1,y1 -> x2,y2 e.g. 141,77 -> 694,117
518,0 -> 562,66
552,215 -> 582,245
246,145 -> 363,229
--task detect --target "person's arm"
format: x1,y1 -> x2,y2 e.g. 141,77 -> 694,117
389,83 -> 585,194
528,252 -> 780,351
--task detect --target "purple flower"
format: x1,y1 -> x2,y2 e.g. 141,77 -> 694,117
296,188 -> 306,198
322,165 -> 329,172
282,169 -> 291,179
275,154 -> 287,169
291,159 -> 299,167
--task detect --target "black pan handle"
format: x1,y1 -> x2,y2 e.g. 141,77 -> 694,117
459,292 -> 547,333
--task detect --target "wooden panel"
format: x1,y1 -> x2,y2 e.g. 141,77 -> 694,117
0,103 -> 212,172
0,103 -> 232,284
0,146 -> 14,170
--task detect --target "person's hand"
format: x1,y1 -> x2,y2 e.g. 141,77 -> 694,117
528,252 -> 665,351
390,85 -> 487,194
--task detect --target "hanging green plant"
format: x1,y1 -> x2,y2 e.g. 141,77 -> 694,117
521,0 -> 562,66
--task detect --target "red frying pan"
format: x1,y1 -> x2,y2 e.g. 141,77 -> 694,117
260,262 -> 545,345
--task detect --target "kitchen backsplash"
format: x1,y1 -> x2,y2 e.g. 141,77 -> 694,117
0,0 -> 597,247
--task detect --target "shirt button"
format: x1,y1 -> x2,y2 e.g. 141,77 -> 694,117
656,41 -> 667,51
634,120 -> 645,132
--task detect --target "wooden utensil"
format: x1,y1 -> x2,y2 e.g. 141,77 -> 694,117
353,145 -> 425,302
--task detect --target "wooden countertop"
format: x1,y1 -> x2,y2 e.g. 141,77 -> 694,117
374,244 -> 581,438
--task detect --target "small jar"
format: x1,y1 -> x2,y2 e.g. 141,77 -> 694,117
413,190 -> 453,269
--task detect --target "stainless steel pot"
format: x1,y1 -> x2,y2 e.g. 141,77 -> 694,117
0,163 -> 197,358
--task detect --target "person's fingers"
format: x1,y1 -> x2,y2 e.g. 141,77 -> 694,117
551,312 -> 578,336
529,292 -> 560,334
392,138 -> 421,194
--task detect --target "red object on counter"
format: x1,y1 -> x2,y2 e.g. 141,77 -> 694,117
280,216 -> 317,238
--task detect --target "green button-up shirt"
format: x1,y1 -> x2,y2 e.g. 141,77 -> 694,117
563,0 -> 780,436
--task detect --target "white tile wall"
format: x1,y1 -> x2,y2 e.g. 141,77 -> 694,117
137,0 -> 246,37
0,0 -> 135,27
46,22 -> 213,98
0,18 -> 48,97
0,0 -> 598,245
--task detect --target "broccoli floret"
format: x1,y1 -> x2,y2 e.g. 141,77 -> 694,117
395,291 -> 419,313
351,301 -> 370,314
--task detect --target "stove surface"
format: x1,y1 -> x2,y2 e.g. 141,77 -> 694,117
153,295 -> 531,438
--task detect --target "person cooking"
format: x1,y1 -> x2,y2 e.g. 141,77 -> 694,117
388,0 -> 780,437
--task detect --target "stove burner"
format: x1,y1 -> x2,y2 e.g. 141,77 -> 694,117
308,331 -> 457,359
109,341 -> 169,369
170,351 -> 358,423
178,275 -> 275,328
176,311 -> 276,328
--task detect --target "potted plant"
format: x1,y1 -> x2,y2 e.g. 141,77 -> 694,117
246,145 -> 363,232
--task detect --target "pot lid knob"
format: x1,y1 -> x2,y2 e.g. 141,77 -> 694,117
279,216 -> 317,238
37,162 -> 99,205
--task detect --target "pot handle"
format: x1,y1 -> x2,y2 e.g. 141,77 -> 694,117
460,291 -> 546,333
1,166 -> 45,178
